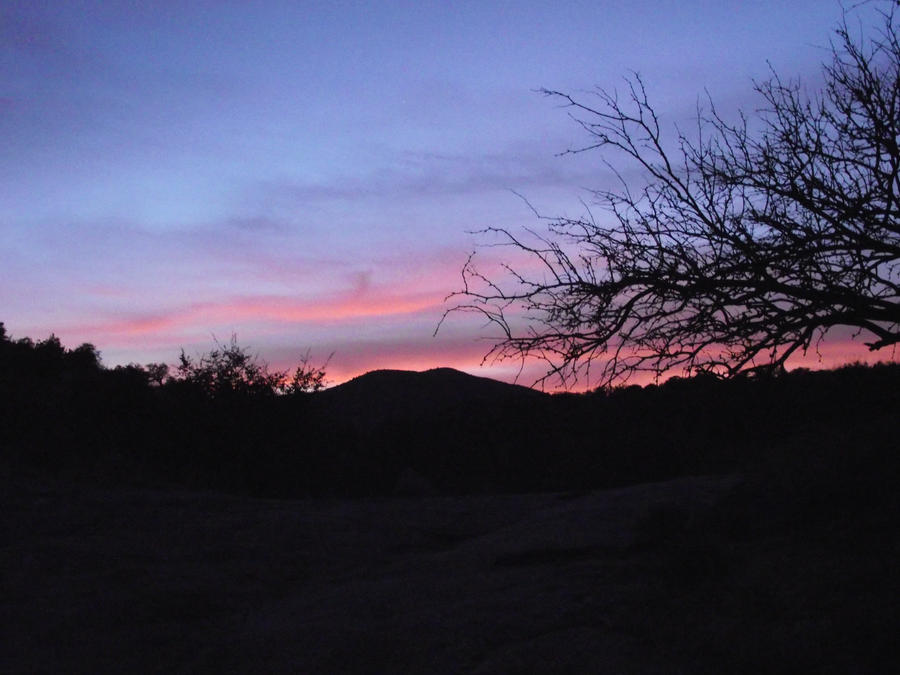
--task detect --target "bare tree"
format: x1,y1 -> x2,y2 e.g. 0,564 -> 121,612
442,9 -> 900,387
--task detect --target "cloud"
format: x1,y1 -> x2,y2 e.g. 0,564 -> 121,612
53,274 -> 449,351
258,140 -> 608,210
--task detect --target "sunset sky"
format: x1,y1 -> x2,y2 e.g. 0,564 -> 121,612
2,1 -> 891,388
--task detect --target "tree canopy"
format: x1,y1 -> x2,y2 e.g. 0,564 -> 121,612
176,335 -> 327,398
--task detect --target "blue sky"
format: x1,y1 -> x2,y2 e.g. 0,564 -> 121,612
1,1 -> 884,386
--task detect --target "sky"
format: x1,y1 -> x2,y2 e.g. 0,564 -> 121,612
1,0 -> 893,388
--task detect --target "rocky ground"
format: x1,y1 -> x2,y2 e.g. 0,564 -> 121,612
2,468 -> 895,673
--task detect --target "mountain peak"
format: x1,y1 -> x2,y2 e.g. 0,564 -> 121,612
316,367 -> 545,420
333,367 -> 542,395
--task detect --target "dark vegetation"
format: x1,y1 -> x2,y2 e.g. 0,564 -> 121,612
2,321 -> 897,501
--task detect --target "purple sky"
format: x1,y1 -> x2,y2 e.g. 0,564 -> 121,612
2,1 -> 889,387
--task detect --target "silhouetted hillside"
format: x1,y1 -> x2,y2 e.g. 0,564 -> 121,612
328,366 -> 544,402
315,367 -> 544,428
2,323 -> 899,498
305,368 -> 550,494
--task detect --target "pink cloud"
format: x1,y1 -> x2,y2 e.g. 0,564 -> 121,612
53,279 -> 447,360
34,270 -> 897,394
218,291 -> 441,324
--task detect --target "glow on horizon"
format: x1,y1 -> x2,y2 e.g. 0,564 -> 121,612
1,311 -> 892,392
302,336 -> 896,392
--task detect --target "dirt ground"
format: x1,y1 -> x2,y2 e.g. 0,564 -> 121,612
2,469 -> 894,673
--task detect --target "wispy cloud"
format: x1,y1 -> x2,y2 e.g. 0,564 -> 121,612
259,141 -> 606,209
55,278 -> 448,349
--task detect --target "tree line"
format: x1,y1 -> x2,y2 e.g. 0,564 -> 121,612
2,322 -> 897,498
0,323 -> 330,493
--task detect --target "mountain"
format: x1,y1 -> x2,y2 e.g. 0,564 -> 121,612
316,367 -> 546,420
305,368 -> 551,494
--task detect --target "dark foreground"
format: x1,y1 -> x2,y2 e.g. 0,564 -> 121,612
3,466 -> 897,674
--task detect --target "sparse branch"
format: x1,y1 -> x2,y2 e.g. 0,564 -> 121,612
442,9 -> 900,387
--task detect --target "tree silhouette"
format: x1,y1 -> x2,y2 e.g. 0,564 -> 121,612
282,350 -> 329,394
176,335 -> 282,398
176,335 -> 326,398
144,362 -> 170,386
444,9 -> 900,386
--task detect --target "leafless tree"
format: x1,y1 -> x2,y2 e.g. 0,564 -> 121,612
442,9 -> 900,387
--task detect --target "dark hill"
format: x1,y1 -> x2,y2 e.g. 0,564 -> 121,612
306,368 -> 552,494
316,367 -> 546,421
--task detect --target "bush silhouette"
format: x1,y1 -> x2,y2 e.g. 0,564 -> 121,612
176,335 -> 326,399
176,335 -> 284,399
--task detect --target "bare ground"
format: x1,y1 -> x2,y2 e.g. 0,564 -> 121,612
2,469 -> 894,673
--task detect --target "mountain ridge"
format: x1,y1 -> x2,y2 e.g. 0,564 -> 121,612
310,367 -> 549,460
325,366 -> 547,401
